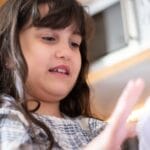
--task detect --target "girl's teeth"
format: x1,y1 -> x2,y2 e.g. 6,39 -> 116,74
57,68 -> 66,73
54,68 -> 66,74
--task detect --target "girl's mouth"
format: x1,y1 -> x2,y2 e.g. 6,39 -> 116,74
49,65 -> 70,75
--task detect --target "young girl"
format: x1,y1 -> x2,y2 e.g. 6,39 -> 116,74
0,0 -> 144,149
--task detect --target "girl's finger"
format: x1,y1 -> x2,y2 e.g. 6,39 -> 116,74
110,78 -> 145,124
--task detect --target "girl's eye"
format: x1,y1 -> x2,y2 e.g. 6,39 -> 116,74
42,36 -> 56,42
71,42 -> 80,48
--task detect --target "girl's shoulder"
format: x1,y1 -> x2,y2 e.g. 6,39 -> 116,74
0,107 -> 34,149
0,107 -> 29,127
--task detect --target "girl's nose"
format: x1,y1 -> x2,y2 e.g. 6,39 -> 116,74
55,42 -> 71,60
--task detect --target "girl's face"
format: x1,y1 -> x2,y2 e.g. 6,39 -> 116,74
19,25 -> 82,104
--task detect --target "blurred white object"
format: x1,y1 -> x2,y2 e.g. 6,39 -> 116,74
137,97 -> 150,150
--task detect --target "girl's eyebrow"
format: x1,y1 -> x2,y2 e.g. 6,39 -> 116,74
35,27 -> 52,31
72,31 -> 82,40
73,30 -> 81,36
35,27 -> 82,38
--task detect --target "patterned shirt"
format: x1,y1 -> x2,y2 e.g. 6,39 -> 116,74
0,108 -> 105,150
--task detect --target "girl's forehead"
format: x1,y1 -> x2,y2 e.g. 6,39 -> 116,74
38,4 -> 49,18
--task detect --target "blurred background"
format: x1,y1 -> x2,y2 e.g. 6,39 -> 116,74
78,0 -> 150,121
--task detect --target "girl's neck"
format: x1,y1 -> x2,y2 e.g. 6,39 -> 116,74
27,100 -> 62,118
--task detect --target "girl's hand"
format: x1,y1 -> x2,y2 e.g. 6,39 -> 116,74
85,78 -> 145,150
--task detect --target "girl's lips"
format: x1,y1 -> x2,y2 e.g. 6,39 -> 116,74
49,65 -> 70,75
